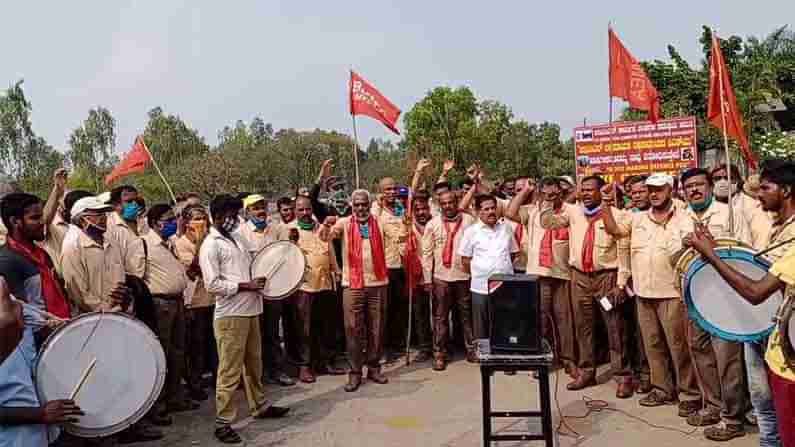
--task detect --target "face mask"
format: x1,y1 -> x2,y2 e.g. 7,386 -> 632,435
330,191 -> 350,215
160,220 -> 178,239
222,217 -> 239,233
690,195 -> 713,212
713,179 -> 737,199
250,216 -> 268,231
121,202 -> 140,221
85,222 -> 106,241
392,201 -> 405,217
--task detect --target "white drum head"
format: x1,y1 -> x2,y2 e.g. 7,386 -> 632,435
35,312 -> 166,438
251,241 -> 306,299
685,247 -> 782,342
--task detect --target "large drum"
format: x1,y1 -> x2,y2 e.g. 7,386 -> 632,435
676,239 -> 783,342
776,296 -> 795,368
35,312 -> 166,438
250,240 -> 306,300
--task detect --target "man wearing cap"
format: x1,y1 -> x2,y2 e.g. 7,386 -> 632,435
603,173 -> 700,407
237,194 -> 295,387
665,168 -> 751,441
106,186 -> 147,279
541,175 -> 633,398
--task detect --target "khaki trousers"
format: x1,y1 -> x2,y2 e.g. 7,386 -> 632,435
571,269 -> 631,378
539,277 -> 576,365
342,286 -> 387,374
214,316 -> 269,426
688,320 -> 748,424
153,297 -> 186,410
637,297 -> 699,401
432,280 -> 474,356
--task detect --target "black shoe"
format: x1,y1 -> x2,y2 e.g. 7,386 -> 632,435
255,405 -> 290,419
117,424 -> 164,444
214,425 -> 242,444
265,373 -> 296,387
345,374 -> 362,392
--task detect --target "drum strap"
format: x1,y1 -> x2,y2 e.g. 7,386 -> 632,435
755,236 -> 795,260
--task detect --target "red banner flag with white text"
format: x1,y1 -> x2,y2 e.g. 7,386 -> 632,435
609,27 -> 661,123
707,34 -> 756,170
105,136 -> 152,185
349,70 -> 401,134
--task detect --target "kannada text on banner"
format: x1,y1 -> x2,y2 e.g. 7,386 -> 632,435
573,116 -> 698,184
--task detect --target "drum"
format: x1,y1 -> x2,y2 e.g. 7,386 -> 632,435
676,239 -> 783,342
250,240 -> 306,300
35,312 -> 166,438
777,296 -> 795,368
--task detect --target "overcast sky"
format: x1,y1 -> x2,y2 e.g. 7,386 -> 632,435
3,1 -> 792,156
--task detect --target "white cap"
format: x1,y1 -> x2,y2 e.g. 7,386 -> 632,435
645,173 -> 674,188
559,176 -> 575,187
71,197 -> 113,220
97,191 -> 111,204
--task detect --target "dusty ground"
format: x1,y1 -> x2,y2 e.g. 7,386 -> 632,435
138,357 -> 760,447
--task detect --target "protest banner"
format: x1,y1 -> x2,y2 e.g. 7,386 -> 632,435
574,116 -> 698,184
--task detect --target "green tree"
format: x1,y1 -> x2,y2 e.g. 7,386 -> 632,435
67,107 -> 117,191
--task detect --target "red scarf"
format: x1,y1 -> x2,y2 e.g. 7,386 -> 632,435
6,238 -> 70,319
581,210 -> 603,273
539,207 -> 569,268
442,215 -> 463,269
347,217 -> 387,289
402,224 -> 424,292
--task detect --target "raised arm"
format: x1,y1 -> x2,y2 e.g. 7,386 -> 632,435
505,181 -> 533,223
43,168 -> 67,228
437,159 -> 455,185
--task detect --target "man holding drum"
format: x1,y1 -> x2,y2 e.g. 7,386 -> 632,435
669,167 -> 751,441
0,276 -> 84,446
199,194 -> 289,445
685,159 -> 795,447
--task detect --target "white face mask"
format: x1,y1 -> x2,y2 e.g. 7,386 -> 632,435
713,179 -> 738,199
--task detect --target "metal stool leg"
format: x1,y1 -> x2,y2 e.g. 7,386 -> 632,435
481,366 -> 492,446
538,365 -> 554,447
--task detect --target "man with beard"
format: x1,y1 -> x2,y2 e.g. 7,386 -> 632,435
321,190 -> 400,392
459,194 -> 518,340
506,177 -> 578,378
711,164 -> 773,250
667,168 -> 750,441
0,193 -> 71,321
421,189 -> 476,370
282,196 -> 344,383
0,276 -> 84,446
541,175 -> 633,397
404,191 -> 433,364
372,177 -> 410,362
603,174 -> 700,405
237,194 -> 295,387
684,159 -> 795,447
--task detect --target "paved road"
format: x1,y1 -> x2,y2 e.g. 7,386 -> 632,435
138,357 -> 760,447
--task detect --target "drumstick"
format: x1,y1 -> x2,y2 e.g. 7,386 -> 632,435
70,358 -> 97,401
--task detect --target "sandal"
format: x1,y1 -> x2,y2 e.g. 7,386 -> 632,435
215,425 -> 242,444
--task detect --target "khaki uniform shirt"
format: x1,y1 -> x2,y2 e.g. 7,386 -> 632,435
39,216 -> 70,274
61,230 -> 127,314
0,220 -> 7,246
733,193 -> 773,250
616,208 -> 681,298
106,213 -> 146,278
327,216 -> 390,288
421,214 -> 474,284
285,221 -> 338,293
142,231 -> 188,297
174,235 -> 214,308
668,200 -> 752,256
520,203 -> 572,281
541,205 -> 628,279
371,202 -> 408,269
237,221 -> 287,255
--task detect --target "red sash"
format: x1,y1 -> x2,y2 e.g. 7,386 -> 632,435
581,210 -> 603,273
539,207 -> 569,268
6,238 -> 70,319
442,216 -> 463,269
347,217 -> 387,289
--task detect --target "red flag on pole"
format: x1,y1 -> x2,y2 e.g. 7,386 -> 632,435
349,70 -> 401,134
105,136 -> 152,185
707,34 -> 756,170
608,27 -> 661,123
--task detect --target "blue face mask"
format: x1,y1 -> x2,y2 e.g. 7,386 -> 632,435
393,201 -> 405,217
160,220 -> 178,239
121,202 -> 140,221
250,216 -> 268,231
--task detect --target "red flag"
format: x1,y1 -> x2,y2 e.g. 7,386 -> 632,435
707,35 -> 756,170
402,228 -> 423,293
105,136 -> 152,185
608,27 -> 661,123
349,70 -> 401,134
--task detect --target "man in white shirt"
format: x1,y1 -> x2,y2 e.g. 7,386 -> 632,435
458,194 -> 519,340
199,194 -> 289,445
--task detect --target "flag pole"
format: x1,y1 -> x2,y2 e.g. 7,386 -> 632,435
139,137 -> 177,204
351,115 -> 361,189
714,33 -> 735,234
